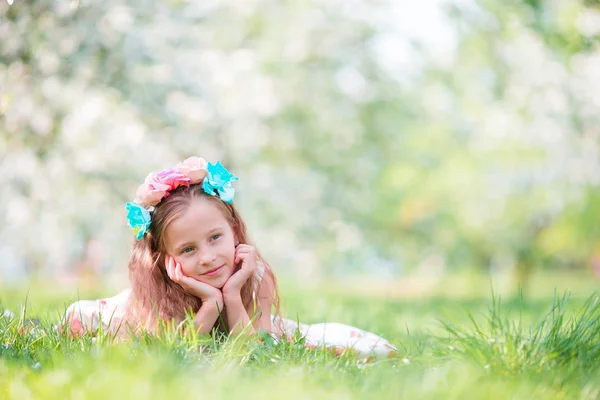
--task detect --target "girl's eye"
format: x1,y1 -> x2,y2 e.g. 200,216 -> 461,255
182,247 -> 194,254
210,234 -> 221,241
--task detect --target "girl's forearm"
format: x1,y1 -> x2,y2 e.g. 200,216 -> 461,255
194,301 -> 222,335
223,294 -> 255,334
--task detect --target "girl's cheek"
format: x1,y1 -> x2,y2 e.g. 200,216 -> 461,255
180,262 -> 194,276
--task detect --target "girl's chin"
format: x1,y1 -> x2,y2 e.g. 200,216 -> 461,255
197,279 -> 223,289
199,275 -> 230,290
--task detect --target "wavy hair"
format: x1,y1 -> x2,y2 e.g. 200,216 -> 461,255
124,183 -> 280,336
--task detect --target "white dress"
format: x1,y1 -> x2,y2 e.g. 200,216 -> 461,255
64,269 -> 397,360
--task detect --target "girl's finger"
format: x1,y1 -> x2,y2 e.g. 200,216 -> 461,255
235,249 -> 251,259
175,262 -> 182,282
235,245 -> 252,254
166,257 -> 174,280
235,251 -> 248,264
170,258 -> 177,278
179,264 -> 185,282
178,263 -> 188,277
171,261 -> 178,281
178,263 -> 189,282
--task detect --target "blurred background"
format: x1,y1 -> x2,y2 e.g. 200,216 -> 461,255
1,0 -> 599,297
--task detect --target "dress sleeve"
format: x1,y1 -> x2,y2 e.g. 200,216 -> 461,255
61,289 -> 131,336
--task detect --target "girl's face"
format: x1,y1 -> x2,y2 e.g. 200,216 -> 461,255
164,198 -> 237,289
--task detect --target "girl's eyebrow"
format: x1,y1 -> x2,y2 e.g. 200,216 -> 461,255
206,226 -> 225,234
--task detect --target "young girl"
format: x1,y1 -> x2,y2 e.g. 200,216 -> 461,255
64,157 -> 396,359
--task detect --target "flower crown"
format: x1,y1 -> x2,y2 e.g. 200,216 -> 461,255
125,157 -> 238,240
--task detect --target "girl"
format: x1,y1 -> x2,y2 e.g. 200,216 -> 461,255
64,157 -> 396,359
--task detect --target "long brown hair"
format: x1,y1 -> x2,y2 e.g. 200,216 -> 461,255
124,183 -> 280,336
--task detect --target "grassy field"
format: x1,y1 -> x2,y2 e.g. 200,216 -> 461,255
1,272 -> 599,399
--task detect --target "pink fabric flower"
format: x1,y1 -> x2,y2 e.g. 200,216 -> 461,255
134,169 -> 190,208
150,168 -> 190,191
176,156 -> 208,184
134,176 -> 166,208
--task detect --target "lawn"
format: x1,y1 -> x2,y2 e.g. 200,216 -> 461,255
1,272 -> 599,399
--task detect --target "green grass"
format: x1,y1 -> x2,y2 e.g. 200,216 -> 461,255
1,275 -> 600,399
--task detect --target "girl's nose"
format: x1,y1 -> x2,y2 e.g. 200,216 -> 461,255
198,249 -> 216,266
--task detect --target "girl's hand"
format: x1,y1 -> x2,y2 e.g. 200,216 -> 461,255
166,256 -> 223,307
222,244 -> 258,299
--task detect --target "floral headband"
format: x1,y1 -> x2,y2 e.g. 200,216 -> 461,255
125,157 -> 238,240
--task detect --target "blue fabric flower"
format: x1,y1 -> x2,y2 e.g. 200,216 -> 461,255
202,161 -> 239,203
126,202 -> 151,240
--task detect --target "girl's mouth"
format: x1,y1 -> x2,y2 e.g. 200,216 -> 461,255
203,265 -> 224,277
